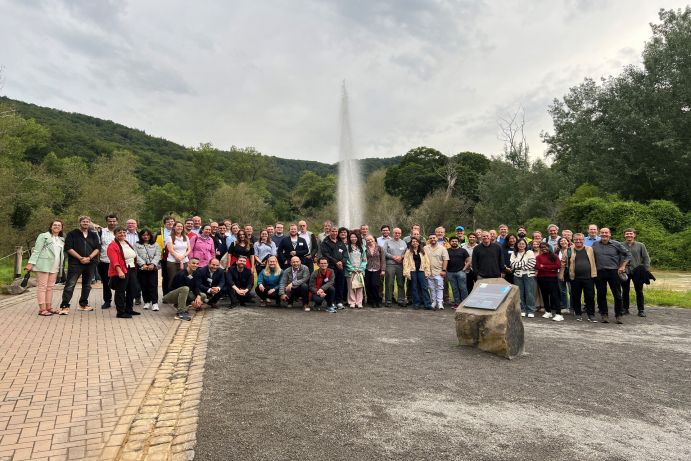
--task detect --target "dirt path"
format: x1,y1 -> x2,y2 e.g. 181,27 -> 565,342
195,306 -> 691,461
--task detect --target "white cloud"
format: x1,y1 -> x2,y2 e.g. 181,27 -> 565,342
0,0 -> 685,162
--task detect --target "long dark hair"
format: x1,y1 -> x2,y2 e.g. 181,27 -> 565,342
539,242 -> 557,262
408,236 -> 425,255
348,230 -> 362,252
503,233 -> 518,251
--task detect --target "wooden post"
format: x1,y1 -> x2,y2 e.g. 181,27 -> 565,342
14,246 -> 22,279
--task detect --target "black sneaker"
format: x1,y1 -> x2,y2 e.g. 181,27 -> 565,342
587,315 -> 598,323
101,301 -> 111,309
116,313 -> 132,319
130,311 -> 141,316
175,312 -> 191,321
638,310 -> 646,317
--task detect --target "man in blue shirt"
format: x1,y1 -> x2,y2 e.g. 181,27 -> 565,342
583,224 -> 601,247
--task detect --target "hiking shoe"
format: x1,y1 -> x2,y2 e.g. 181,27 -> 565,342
615,316 -> 624,324
600,314 -> 609,323
175,312 -> 191,321
152,303 -> 159,311
542,312 -> 553,319
587,315 -> 598,323
552,314 -> 565,322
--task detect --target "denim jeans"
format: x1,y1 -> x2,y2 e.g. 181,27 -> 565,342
60,262 -> 94,308
558,279 -> 569,309
514,275 -> 536,314
409,271 -> 431,308
447,271 -> 468,305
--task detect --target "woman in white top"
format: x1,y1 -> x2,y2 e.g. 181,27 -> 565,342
26,220 -> 65,316
510,238 -> 537,317
165,221 -> 190,291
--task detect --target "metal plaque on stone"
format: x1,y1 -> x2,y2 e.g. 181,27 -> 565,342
462,283 -> 512,310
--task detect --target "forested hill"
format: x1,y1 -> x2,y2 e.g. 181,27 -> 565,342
1,96 -> 400,183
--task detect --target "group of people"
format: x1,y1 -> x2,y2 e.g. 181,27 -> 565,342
26,215 -> 650,324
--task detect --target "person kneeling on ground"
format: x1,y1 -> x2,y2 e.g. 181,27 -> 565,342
193,258 -> 225,308
257,255 -> 282,307
279,256 -> 310,311
161,258 -> 204,321
309,257 -> 336,313
226,256 -> 254,306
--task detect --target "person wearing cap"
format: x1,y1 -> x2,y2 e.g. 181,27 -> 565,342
454,226 -> 467,245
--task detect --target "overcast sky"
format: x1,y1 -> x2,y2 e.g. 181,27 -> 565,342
0,0 -> 686,163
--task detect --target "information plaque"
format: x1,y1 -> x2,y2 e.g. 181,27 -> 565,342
462,283 -> 512,310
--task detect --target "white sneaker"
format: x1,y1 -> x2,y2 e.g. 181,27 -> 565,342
542,312 -> 553,319
552,314 -> 565,322
521,312 -> 526,317
527,313 -> 535,318
438,304 -> 445,310
143,302 -> 151,310
152,303 -> 159,311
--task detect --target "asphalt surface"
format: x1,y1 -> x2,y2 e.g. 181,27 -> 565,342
195,306 -> 691,461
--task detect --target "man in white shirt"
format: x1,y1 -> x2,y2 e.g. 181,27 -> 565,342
98,214 -> 118,308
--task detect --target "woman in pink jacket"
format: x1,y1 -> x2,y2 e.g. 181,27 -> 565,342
189,224 -> 215,267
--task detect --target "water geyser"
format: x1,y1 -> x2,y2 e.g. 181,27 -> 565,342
337,82 -> 363,229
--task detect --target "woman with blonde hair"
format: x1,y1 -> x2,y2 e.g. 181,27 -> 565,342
256,255 -> 282,306
26,220 -> 65,316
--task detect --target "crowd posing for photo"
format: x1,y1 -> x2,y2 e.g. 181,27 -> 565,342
26,215 -> 651,325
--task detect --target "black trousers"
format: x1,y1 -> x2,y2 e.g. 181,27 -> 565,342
466,269 -> 476,294
229,289 -> 254,305
622,277 -> 645,311
596,269 -> 623,316
257,287 -> 281,305
61,263 -> 94,308
364,270 -> 382,306
161,254 -> 170,295
137,268 -> 159,303
110,272 -> 137,314
97,262 -> 113,303
570,278 -> 595,316
312,286 -> 335,306
283,284 -> 309,306
537,277 -> 561,314
332,266 -> 346,304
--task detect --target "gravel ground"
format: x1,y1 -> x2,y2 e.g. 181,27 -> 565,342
195,306 -> 691,461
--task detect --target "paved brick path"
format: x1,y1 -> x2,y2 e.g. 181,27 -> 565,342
0,282 -> 207,461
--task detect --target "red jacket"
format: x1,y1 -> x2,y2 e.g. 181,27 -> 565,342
536,253 -> 561,278
107,240 -> 134,277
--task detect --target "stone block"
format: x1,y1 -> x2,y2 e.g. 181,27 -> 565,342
455,278 -> 524,359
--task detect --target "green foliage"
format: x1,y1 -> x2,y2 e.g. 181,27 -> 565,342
647,200 -> 687,233
292,171 -> 336,213
384,147 -> 447,209
542,7 -> 691,210
524,217 -> 551,234
363,169 -> 409,232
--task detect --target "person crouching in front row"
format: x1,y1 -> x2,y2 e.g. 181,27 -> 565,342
226,256 -> 254,306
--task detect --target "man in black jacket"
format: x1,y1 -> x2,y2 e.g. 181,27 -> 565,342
277,223 -> 309,269
471,231 -> 503,280
59,216 -> 101,314
163,258 -> 203,321
226,256 -> 254,306
320,227 -> 348,308
193,258 -> 225,308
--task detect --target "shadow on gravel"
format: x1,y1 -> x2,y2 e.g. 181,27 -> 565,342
195,306 -> 691,461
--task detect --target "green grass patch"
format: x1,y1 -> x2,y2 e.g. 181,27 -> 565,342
644,289 -> 691,308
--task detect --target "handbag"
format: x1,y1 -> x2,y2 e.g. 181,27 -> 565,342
351,272 -> 364,289
20,271 -> 31,288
